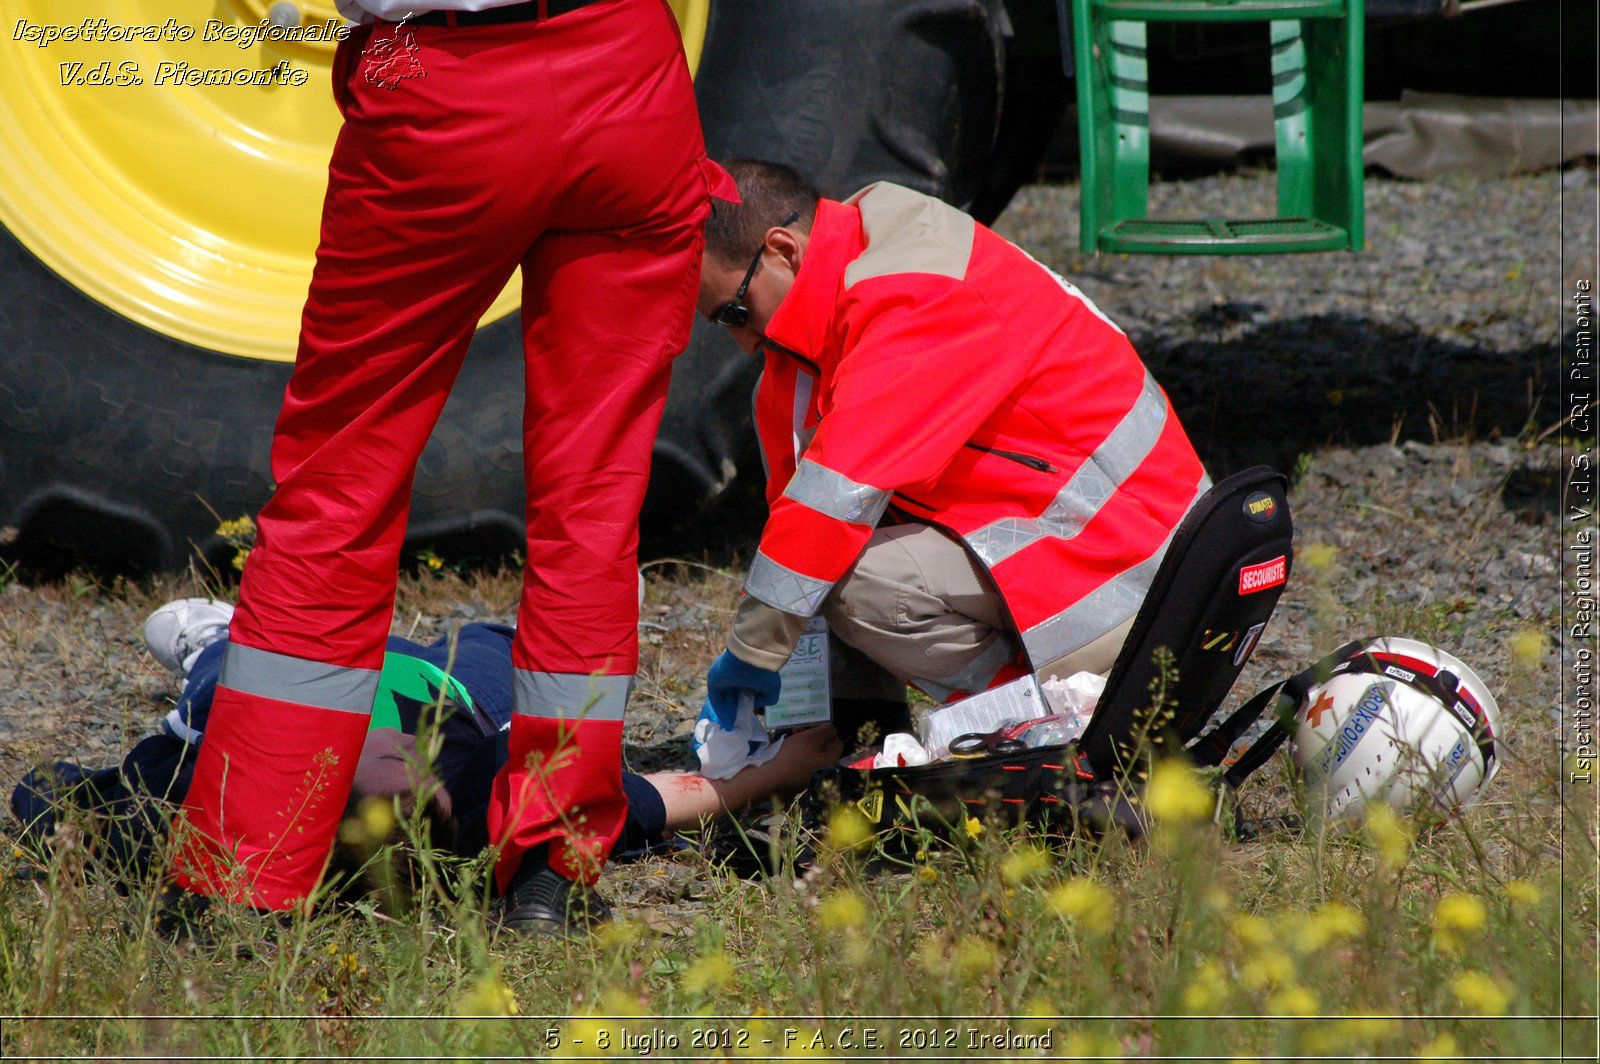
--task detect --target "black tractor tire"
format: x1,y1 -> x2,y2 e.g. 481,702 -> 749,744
694,0 -> 1010,212
660,0 -> 1019,551
0,224 -> 531,577
966,45 -> 1074,224
0,0 -> 1019,576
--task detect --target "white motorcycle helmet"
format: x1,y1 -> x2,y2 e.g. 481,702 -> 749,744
1291,638 -> 1501,821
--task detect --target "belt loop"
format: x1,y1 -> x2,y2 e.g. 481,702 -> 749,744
537,0 -> 550,19
444,10 -> 459,28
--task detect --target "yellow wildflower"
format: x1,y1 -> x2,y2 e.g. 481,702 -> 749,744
1296,901 -> 1365,952
1505,880 -> 1543,907
1000,844 -> 1052,885
1229,912 -> 1274,950
1181,959 -> 1229,1013
1048,878 -> 1115,934
1269,984 -> 1318,1016
338,796 -> 396,846
1509,629 -> 1546,668
1019,995 -> 1056,1035
816,889 -> 868,931
953,935 -> 998,982
1365,804 -> 1413,869
682,951 -> 736,995
826,806 -> 873,853
1302,543 -> 1337,570
598,985 -> 643,1017
1312,901 -> 1365,939
457,968 -> 519,1016
1432,893 -> 1488,954
1145,759 -> 1214,823
915,864 -> 939,886
1239,949 -> 1295,991
1451,970 -> 1510,1015
215,516 -> 256,539
1419,1033 -> 1460,1059
963,815 -> 984,839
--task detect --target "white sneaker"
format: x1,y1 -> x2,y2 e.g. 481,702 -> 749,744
143,598 -> 235,677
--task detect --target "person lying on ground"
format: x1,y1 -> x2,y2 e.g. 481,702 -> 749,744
9,598 -> 842,898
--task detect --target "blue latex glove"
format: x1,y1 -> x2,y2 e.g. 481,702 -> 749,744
705,650 -> 782,731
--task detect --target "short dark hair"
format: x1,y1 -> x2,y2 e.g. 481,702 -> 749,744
705,159 -> 821,266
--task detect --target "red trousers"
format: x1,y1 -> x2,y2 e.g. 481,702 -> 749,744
174,0 -> 713,909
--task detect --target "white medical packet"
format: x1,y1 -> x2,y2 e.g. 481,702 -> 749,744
920,673 -> 1050,760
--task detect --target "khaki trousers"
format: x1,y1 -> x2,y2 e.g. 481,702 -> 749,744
823,523 -> 1131,702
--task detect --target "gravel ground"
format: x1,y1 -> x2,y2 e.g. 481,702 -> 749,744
0,169 -> 1585,825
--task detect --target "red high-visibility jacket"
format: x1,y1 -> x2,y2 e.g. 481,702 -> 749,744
728,184 -> 1210,680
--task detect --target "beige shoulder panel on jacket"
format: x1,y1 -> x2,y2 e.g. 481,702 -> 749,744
842,183 -> 976,289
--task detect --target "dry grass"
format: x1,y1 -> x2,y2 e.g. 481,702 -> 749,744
0,474 -> 1591,1059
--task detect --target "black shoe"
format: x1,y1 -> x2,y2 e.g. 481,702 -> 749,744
498,854 -> 613,938
154,885 -> 213,944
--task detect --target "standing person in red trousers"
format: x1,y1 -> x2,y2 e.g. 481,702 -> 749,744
170,0 -> 732,937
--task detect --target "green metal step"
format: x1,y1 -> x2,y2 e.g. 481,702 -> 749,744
1097,217 -> 1350,255
1092,0 -> 1347,21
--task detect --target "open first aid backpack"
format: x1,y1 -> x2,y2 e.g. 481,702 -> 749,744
805,465 -> 1314,841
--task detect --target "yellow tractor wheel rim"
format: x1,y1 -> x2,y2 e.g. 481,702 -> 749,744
0,0 -> 711,363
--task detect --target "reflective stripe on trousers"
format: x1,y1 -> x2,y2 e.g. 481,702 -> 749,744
220,643 -> 379,715
512,669 -> 632,722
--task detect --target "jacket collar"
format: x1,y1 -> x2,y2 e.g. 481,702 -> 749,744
761,197 -> 861,371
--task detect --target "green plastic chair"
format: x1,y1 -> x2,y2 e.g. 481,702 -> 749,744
1072,0 -> 1365,255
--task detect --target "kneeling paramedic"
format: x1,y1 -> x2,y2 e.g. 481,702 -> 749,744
696,160 -> 1210,737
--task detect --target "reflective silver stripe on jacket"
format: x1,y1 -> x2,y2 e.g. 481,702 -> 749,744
783,458 -> 892,526
1019,473 -> 1212,667
966,371 -> 1170,568
745,550 -> 834,617
220,643 -> 379,715
512,670 -> 632,723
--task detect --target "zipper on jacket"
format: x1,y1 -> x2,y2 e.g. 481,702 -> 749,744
964,442 -> 1058,474
758,338 -> 823,379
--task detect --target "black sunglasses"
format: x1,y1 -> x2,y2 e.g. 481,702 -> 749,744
712,210 -> 801,328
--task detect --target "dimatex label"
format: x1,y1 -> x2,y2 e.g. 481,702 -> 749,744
1309,681 -> 1393,781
